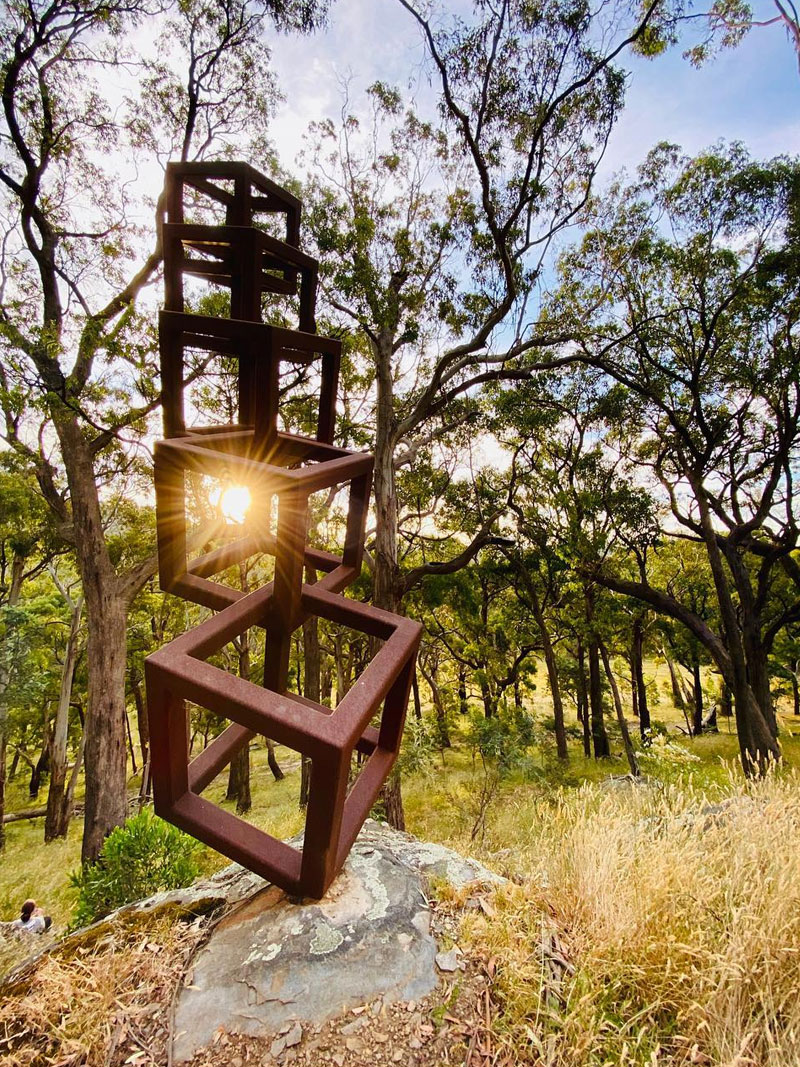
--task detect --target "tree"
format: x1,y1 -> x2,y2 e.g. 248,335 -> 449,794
677,0 -> 800,74
0,0 -> 327,860
297,0 -> 667,821
303,0 -> 668,611
553,143 -> 800,773
492,365 -> 659,758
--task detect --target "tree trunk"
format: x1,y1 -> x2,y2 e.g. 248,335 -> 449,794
372,335 -> 405,828
45,596 -> 84,841
0,548 -> 25,849
381,766 -> 405,831
664,652 -> 686,713
301,588 -> 320,807
64,724 -> 87,818
630,656 -> 639,718
266,740 -> 284,782
0,732 -> 6,851
419,656 -> 451,749
125,705 -> 137,774
80,586 -> 129,860
529,584 -> 568,761
480,675 -> 494,718
411,669 -> 422,719
52,417 -> 129,864
742,623 -> 777,737
587,638 -> 610,758
691,657 -> 704,737
8,738 -> 22,782
132,676 -> 149,772
29,714 -> 52,801
227,745 -> 251,814
599,642 -> 639,777
691,476 -> 779,773
372,336 -> 401,616
720,679 -> 733,718
792,668 -> 800,717
632,614 -> 651,741
458,667 -> 469,715
513,677 -> 522,710
576,641 -> 591,758
227,600 -> 252,812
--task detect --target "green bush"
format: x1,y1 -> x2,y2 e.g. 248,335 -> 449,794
70,810 -> 201,928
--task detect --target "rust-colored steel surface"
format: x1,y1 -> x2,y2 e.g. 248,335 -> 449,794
146,162 -> 421,899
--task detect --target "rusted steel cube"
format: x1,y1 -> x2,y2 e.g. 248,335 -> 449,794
163,223 -> 318,329
165,160 -> 301,243
159,312 -> 340,445
154,429 -> 373,613
145,581 -> 422,898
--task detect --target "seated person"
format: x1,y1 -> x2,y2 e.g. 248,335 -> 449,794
9,899 -> 52,934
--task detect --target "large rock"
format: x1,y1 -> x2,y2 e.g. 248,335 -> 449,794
172,820 -> 500,1062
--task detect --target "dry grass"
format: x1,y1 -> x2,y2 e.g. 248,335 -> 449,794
0,912 -> 207,1067
460,772 -> 800,1066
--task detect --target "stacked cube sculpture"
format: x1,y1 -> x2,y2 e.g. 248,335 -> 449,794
146,162 -> 421,899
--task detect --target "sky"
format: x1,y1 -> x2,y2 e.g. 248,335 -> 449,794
260,0 -> 798,480
266,0 -> 799,186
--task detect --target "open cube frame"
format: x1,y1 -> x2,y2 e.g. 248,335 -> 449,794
146,582 -> 421,899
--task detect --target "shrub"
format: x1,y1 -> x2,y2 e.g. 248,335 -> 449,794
70,810 -> 201,928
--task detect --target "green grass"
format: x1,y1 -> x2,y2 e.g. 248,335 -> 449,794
3,658 -> 800,937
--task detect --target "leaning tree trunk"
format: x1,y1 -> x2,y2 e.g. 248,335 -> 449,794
45,595 -> 84,841
419,657 -> 451,749
411,670 -> 422,719
587,638 -> 610,758
599,642 -> 639,777
664,652 -> 686,715
29,714 -> 53,801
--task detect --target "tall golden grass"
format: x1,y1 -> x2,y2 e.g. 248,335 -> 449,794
462,772 -> 800,1066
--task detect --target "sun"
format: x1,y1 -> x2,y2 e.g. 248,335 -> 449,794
210,485 -> 252,525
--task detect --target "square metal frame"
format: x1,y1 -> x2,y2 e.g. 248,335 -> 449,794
163,223 -> 318,329
159,311 -> 341,445
145,582 -> 422,898
154,429 -> 373,612
164,160 -> 301,243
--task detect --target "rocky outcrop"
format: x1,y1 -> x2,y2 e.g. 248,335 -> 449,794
171,820 -> 502,1062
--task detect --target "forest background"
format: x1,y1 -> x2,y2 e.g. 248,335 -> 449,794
1,1 -> 800,1063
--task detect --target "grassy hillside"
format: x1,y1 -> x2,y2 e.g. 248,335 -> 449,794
4,670 -> 800,1064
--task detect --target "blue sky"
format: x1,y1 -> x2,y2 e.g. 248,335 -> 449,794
268,0 -> 799,184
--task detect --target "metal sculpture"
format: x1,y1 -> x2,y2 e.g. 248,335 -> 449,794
146,162 -> 421,899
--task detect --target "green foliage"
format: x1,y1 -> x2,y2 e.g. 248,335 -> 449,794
467,707 -> 537,777
69,811 -> 200,929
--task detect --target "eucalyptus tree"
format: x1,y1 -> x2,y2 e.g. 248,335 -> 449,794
491,367 -> 659,758
552,144 -> 800,773
0,0 -> 327,860
301,0 -> 671,618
